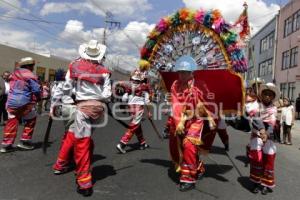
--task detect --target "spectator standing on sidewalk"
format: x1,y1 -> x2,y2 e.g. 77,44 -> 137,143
0,71 -> 10,125
37,81 -> 50,114
281,97 -> 295,145
274,98 -> 284,143
295,93 -> 300,119
42,81 -> 50,111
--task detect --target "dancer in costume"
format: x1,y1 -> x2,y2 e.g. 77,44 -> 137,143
170,56 -> 215,191
138,7 -> 247,192
50,68 -> 77,175
0,57 -> 41,153
247,83 -> 278,195
116,65 -> 151,154
245,78 -> 265,160
52,40 -> 111,197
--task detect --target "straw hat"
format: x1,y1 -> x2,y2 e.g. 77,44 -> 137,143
259,82 -> 280,102
78,40 -> 106,61
19,57 -> 35,66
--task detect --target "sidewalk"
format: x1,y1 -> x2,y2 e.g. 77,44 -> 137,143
291,120 -> 300,148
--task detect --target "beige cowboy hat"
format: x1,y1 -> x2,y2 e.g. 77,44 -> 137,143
78,40 -> 106,61
259,82 -> 280,102
19,57 -> 35,66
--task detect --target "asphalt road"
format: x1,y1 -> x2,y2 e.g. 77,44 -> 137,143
1,109 -> 300,200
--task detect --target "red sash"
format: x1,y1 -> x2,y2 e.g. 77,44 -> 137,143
69,59 -> 110,84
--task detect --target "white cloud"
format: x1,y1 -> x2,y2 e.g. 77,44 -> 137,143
59,20 -> 155,71
182,0 -> 280,34
27,0 -> 38,6
40,0 -> 152,18
109,21 -> 155,54
0,0 -> 22,17
50,47 -> 78,60
0,26 -> 52,57
0,27 -> 32,48
105,54 -> 138,72
60,20 -> 105,45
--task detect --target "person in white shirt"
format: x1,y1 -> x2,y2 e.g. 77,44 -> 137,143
52,40 -> 111,197
116,67 -> 151,154
281,97 -> 295,145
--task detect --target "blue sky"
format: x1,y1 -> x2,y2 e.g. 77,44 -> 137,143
0,0 -> 291,70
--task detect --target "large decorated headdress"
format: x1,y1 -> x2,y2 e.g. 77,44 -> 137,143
139,8 -> 248,114
139,8 -> 248,73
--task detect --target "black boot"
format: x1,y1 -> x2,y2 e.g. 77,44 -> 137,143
252,183 -> 260,194
17,141 -> 34,150
140,143 -> 149,150
116,143 -> 126,154
179,182 -> 195,192
261,186 -> 272,195
0,145 -> 14,153
224,144 -> 229,151
77,187 -> 93,197
162,128 -> 169,139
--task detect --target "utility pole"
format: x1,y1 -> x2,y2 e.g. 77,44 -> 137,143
102,11 -> 121,45
102,11 -> 121,70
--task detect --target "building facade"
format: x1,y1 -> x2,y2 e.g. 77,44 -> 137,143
246,16 -> 278,84
0,43 -> 130,82
275,0 -> 300,102
0,44 -> 70,81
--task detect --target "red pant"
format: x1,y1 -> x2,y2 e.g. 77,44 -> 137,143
53,131 -> 94,189
249,138 -> 276,188
53,131 -> 75,171
2,117 -> 36,146
120,105 -> 145,145
120,124 -> 145,145
180,139 -> 204,183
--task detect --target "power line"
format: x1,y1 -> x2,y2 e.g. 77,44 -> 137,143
0,0 -> 82,48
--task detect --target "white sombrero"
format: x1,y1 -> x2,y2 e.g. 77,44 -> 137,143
259,82 -> 280,102
78,40 -> 106,61
19,57 -> 35,66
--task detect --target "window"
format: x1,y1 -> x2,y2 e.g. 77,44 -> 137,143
280,82 -> 296,101
288,82 -> 296,102
49,69 -> 56,81
259,59 -> 273,76
267,59 -> 273,75
259,62 -> 265,76
282,50 -> 290,70
293,10 -> 300,32
284,16 -> 293,37
260,32 -> 275,53
284,9 -> 300,38
282,47 -> 298,70
290,47 -> 298,67
260,38 -> 268,53
280,83 -> 287,98
269,32 -> 274,48
36,66 -> 46,81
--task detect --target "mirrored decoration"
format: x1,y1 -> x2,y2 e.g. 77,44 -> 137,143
151,29 -> 228,72
164,44 -> 174,54
192,36 -> 201,45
